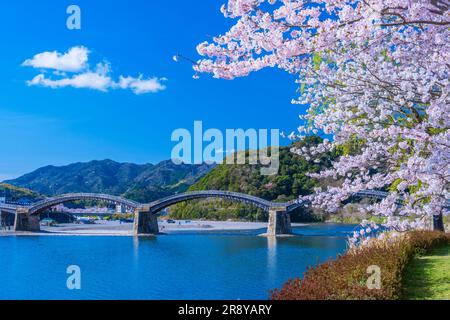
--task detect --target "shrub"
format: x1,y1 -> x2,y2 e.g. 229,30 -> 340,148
271,231 -> 449,300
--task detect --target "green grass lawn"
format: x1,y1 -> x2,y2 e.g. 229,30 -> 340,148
402,244 -> 450,300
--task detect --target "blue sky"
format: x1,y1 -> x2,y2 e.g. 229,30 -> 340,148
0,1 -> 303,180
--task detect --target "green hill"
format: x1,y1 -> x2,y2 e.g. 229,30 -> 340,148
0,183 -> 42,201
170,136 -> 335,222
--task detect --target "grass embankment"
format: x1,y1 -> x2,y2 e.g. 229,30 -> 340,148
402,244 -> 450,300
271,231 -> 449,300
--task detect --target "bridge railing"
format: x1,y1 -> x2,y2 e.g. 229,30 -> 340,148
0,203 -> 19,210
0,203 -> 20,214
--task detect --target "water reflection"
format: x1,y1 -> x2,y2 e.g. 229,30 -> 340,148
266,236 -> 277,284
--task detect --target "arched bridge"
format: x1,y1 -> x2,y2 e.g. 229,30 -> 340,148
147,191 -> 275,213
0,189 -> 394,217
2,189 -> 445,236
281,190 -> 397,213
28,193 -> 141,215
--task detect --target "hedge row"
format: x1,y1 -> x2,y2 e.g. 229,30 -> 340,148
271,231 -> 449,300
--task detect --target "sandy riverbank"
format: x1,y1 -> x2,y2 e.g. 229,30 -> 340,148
0,220 -> 308,236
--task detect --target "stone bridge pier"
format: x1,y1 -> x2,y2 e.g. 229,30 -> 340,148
14,208 -> 41,232
1,210 -> 13,230
1,210 -> 13,229
133,208 -> 159,235
266,209 -> 292,236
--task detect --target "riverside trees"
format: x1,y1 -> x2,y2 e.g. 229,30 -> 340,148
194,0 -> 450,232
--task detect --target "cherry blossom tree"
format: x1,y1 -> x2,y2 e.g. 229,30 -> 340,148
193,0 -> 449,231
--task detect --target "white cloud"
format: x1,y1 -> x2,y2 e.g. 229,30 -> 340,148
22,46 -> 89,72
28,72 -> 113,92
28,63 -> 114,92
22,46 -> 167,95
119,76 -> 167,94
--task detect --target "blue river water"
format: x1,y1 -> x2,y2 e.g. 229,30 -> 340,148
0,224 -> 354,300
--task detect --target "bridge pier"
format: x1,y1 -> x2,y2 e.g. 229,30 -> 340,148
266,209 -> 292,236
0,210 -> 3,229
0,210 -> 14,230
14,208 -> 41,232
133,209 -> 159,235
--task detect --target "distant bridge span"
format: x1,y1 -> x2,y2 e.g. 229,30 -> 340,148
0,190 -> 446,235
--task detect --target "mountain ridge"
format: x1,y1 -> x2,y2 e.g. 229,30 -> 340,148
4,159 -> 214,203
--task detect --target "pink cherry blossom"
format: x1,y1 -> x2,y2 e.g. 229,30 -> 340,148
195,1 -> 449,234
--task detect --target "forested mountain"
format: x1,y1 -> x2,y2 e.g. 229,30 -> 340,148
170,136 -> 336,221
5,159 -> 213,203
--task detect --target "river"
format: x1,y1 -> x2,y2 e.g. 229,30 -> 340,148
0,223 -> 354,300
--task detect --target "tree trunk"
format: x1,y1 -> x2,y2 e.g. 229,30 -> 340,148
433,213 -> 445,232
